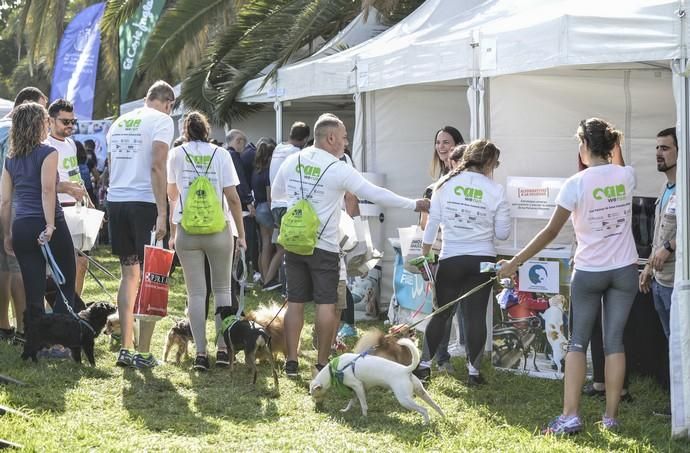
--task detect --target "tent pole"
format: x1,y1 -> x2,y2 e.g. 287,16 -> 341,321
274,99 -> 283,143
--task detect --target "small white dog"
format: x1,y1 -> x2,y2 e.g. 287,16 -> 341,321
541,294 -> 567,372
105,312 -> 139,349
309,338 -> 445,424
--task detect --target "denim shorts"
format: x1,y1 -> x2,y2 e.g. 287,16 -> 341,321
255,202 -> 274,228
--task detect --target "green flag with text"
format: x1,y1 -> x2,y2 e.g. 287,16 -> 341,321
119,0 -> 166,103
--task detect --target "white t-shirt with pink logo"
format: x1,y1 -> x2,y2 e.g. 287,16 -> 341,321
556,164 -> 638,272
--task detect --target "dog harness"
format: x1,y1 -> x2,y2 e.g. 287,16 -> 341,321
328,350 -> 370,396
41,243 -> 95,335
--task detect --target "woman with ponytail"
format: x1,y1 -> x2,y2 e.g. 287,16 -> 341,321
499,118 -> 638,434
417,139 -> 511,385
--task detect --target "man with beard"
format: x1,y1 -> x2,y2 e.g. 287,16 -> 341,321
639,127 -> 678,339
45,99 -> 88,296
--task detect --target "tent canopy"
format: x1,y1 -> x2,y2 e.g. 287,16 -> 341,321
238,0 -> 682,102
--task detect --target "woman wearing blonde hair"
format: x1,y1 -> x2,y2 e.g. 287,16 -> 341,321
167,111 -> 246,371
418,139 -> 510,385
1,102 -> 77,324
499,118 -> 637,434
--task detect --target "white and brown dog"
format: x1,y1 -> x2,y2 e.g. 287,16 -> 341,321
540,294 -> 568,372
309,338 -> 444,424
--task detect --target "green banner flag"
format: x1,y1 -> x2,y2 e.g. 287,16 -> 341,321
119,0 -> 166,103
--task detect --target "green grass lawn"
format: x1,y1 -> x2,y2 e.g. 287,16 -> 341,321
0,248 -> 685,451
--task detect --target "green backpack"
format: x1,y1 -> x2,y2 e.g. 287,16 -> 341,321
180,146 -> 226,235
278,156 -> 337,255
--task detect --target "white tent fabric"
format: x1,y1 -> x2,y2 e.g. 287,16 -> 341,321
238,0 -> 680,102
0,98 -> 12,118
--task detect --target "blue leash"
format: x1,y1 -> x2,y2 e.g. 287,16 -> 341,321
40,242 -> 95,335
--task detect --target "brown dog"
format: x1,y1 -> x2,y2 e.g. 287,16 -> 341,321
245,302 -> 287,361
353,326 -> 417,366
163,319 -> 194,363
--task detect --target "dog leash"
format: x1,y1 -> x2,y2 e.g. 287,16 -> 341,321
41,243 -> 95,335
391,276 -> 497,335
264,299 -> 288,330
217,248 -> 249,342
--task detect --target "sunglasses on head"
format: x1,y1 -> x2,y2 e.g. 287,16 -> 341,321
58,118 -> 78,126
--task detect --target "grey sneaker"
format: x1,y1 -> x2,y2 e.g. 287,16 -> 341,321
542,415 -> 584,435
133,352 -> 159,369
116,348 -> 135,367
600,415 -> 619,431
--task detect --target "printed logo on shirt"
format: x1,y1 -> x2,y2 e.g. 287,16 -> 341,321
62,156 -> 78,170
592,184 -> 626,202
453,185 -> 483,202
296,164 -> 321,178
185,154 -> 212,167
117,119 -> 142,130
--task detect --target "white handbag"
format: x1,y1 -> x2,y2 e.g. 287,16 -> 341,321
63,200 -> 104,251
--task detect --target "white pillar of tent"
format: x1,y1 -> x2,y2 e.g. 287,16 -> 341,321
670,2 -> 690,438
671,56 -> 690,439
274,99 -> 283,144
352,91 -> 365,170
467,77 -> 485,141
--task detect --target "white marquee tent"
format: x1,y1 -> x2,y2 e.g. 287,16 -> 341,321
237,0 -> 690,437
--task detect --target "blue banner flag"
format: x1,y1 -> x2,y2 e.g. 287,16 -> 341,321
50,2 -> 106,120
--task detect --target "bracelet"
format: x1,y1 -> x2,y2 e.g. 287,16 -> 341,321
45,224 -> 56,231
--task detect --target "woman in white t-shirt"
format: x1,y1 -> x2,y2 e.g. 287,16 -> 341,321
499,118 -> 638,434
167,112 -> 246,371
418,139 -> 510,384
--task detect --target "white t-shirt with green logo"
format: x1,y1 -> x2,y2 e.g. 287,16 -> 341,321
167,141 -> 240,235
107,106 -> 174,203
423,171 -> 511,259
46,135 -> 80,204
556,164 -> 638,272
272,146 -> 416,253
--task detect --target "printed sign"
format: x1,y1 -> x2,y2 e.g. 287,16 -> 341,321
73,119 -> 112,172
518,260 -> 560,294
506,176 -> 566,219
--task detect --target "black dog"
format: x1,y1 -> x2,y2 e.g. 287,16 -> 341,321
22,302 -> 116,366
217,306 -> 279,393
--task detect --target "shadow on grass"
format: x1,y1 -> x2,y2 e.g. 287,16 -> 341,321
435,356 -> 685,452
187,357 -> 280,424
122,368 -> 217,435
0,341 -> 112,413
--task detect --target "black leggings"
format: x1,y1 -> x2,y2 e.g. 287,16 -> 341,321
12,217 -> 76,316
425,255 -> 494,371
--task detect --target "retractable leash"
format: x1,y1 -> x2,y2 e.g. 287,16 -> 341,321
41,242 -> 95,335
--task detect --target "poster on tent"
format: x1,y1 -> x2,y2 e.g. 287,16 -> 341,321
491,257 -> 576,380
73,120 -> 111,173
506,176 -> 566,219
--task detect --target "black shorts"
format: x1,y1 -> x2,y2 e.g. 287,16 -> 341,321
285,248 -> 339,304
271,207 -> 287,229
108,201 -> 157,262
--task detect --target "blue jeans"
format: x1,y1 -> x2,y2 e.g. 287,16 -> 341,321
652,279 -> 672,339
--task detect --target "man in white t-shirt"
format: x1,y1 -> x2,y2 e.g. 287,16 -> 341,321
46,99 -> 89,298
107,81 -> 175,369
262,121 -> 310,289
272,113 -> 429,376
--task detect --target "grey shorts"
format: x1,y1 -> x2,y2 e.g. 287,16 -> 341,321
285,248 -> 339,304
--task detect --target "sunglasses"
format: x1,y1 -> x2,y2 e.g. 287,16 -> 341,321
58,118 -> 78,126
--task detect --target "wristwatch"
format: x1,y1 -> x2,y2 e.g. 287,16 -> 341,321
663,240 -> 675,253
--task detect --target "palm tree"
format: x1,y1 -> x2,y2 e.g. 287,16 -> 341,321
101,0 -> 422,124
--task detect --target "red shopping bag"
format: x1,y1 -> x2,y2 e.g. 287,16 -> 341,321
133,235 -> 175,321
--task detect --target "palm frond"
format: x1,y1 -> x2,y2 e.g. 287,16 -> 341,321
263,0 -> 357,84
101,0 -> 144,34
137,0 -> 231,80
